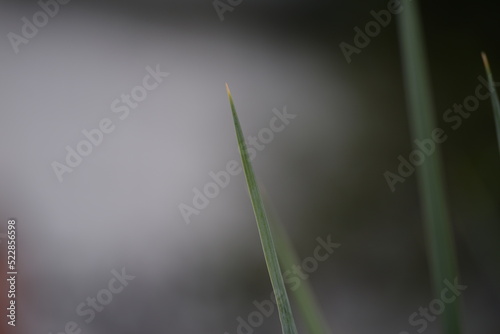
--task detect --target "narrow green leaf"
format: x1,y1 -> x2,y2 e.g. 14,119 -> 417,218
481,52 -> 500,154
396,2 -> 462,334
226,83 -> 299,334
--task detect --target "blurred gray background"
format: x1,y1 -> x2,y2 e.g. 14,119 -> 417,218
0,0 -> 499,333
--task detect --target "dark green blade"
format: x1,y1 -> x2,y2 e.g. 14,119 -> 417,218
226,83 -> 299,334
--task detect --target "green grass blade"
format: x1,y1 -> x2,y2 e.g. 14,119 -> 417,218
396,2 -> 462,334
263,197 -> 332,334
481,52 -> 500,154
226,83 -> 299,334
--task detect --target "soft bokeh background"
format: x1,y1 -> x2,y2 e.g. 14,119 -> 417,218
0,0 -> 499,333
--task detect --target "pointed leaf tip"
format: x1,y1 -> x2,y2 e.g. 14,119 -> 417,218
482,52 -> 491,74
226,86 -> 299,334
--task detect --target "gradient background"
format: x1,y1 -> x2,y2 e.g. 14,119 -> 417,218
1,0 -> 499,333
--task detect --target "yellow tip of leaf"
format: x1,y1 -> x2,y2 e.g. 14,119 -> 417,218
225,82 -> 231,97
482,52 -> 491,74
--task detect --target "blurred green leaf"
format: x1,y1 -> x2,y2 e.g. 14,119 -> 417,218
481,52 -> 500,154
262,190 -> 332,334
396,1 -> 462,334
